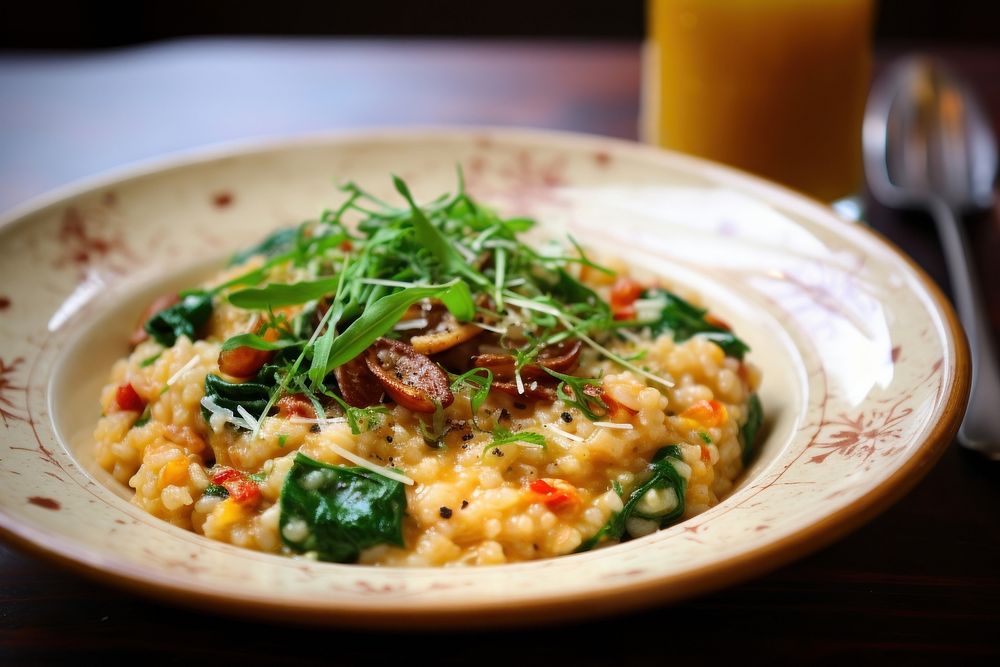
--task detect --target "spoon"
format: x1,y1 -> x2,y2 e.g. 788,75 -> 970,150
864,55 -> 1000,459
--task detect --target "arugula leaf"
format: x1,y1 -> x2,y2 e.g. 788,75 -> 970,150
543,368 -> 608,421
392,175 -> 489,288
220,333 -> 303,352
450,368 -> 493,417
740,393 -> 763,465
437,279 -> 475,322
576,445 -> 687,552
228,276 -> 342,310
228,227 -> 297,266
279,452 -> 407,563
643,288 -> 749,359
321,280 -> 470,375
144,291 -> 213,347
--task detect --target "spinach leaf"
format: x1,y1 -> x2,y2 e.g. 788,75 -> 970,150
576,445 -> 687,552
228,227 -> 298,266
144,291 -> 213,347
279,452 -> 407,563
643,288 -> 749,360
201,368 -> 276,429
740,393 -> 763,465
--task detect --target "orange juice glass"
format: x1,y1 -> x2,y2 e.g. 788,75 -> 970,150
643,0 -> 875,202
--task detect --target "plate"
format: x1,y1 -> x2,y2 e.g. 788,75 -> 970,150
0,128 -> 969,627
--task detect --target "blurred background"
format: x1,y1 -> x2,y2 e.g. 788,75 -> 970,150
0,0 -> 998,212
2,0 -> 999,48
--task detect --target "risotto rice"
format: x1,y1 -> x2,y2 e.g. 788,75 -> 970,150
94,176 -> 762,566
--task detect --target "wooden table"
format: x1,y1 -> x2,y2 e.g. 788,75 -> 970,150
2,39 -> 998,662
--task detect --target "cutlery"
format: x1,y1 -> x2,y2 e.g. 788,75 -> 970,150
864,55 -> 1000,458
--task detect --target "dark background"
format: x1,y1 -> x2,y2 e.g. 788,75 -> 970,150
2,0 -> 999,49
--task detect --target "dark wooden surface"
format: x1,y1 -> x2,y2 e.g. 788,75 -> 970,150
1,40 -> 998,664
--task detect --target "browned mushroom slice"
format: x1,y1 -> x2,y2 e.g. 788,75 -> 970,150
409,317 -> 483,355
334,354 -> 385,408
491,379 -> 557,401
128,293 -> 180,347
365,338 -> 454,413
472,339 -> 583,381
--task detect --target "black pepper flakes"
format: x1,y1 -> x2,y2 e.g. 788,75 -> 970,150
439,506 -> 453,519
310,424 -> 321,433
461,500 -> 468,509
492,447 -> 504,457
561,412 -> 573,423
386,435 -> 393,443
461,432 -> 474,441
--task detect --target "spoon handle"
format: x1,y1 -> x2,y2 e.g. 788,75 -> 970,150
931,198 -> 1000,457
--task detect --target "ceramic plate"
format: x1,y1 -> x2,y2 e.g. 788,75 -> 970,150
0,129 -> 969,627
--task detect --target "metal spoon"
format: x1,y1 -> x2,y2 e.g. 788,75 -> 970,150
864,55 -> 1000,458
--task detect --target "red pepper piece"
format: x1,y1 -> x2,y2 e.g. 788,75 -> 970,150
115,383 -> 146,412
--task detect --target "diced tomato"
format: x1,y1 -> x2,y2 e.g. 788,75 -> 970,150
339,239 -> 354,252
210,467 -> 242,485
529,478 -> 578,511
222,478 -> 261,506
700,445 -> 712,462
210,467 -> 261,506
680,399 -> 727,427
115,383 -> 146,412
610,276 -> 645,321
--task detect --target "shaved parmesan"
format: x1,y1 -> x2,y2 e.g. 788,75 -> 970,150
165,356 -> 200,387
200,395 -> 249,431
393,318 -> 428,331
545,424 -> 584,442
321,434 -> 414,486
593,421 -> 634,430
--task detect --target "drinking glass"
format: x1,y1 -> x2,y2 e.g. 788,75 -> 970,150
643,0 -> 875,204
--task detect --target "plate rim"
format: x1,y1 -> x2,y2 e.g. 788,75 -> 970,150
0,126 -> 971,627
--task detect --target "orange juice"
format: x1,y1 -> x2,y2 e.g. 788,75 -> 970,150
644,0 -> 874,202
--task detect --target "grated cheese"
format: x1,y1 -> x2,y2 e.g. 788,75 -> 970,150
321,434 -> 415,486
287,416 -> 348,425
593,421 -> 634,430
236,405 -> 262,435
165,356 -> 200,387
200,395 -> 249,431
545,424 -> 584,442
393,318 -> 428,331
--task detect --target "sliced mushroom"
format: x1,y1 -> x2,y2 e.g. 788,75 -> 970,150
334,354 -> 385,408
128,293 -> 179,347
364,338 -> 454,413
410,319 -> 483,355
472,339 -> 582,381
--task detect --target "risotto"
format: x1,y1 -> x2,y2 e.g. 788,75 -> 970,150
94,176 -> 762,566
